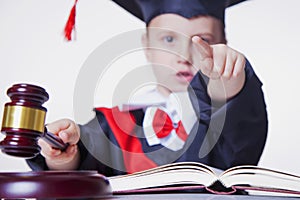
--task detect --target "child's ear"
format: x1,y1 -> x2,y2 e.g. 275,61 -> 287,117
141,33 -> 152,61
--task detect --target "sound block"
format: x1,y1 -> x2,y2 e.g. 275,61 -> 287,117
0,170 -> 112,199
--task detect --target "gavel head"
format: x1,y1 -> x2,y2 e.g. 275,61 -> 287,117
0,83 -> 49,158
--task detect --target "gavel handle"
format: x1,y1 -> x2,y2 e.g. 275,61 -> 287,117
42,127 -> 69,151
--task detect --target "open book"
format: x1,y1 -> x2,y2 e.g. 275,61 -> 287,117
108,162 -> 300,197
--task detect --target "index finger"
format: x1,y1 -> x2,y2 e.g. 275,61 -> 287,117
46,119 -> 72,134
192,36 -> 212,59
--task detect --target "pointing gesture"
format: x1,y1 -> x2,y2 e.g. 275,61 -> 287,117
191,36 -> 246,101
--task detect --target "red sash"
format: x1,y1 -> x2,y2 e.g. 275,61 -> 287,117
96,107 -> 157,173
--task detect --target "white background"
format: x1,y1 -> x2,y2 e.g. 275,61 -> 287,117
0,0 -> 300,175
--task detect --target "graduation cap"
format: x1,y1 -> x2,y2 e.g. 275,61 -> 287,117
64,0 -> 247,41
111,0 -> 248,25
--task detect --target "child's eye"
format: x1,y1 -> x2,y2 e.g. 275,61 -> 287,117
163,36 -> 174,43
201,37 -> 210,44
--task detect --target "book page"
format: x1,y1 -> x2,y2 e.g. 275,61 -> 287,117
219,166 -> 300,196
108,162 -> 219,192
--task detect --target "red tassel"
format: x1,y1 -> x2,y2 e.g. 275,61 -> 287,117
64,0 -> 78,41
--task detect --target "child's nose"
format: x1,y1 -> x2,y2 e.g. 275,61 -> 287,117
177,43 -> 193,66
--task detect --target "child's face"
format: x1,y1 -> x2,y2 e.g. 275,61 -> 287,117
143,14 -> 225,96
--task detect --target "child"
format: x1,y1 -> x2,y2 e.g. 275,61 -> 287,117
27,0 -> 268,176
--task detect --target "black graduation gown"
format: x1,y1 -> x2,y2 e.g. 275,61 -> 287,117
27,59 -> 268,176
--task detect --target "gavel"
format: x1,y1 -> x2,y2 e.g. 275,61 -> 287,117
0,83 -> 68,158
0,84 -> 112,199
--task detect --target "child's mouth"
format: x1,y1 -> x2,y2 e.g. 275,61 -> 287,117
176,71 -> 194,82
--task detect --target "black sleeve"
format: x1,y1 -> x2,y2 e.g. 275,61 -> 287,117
73,111 -> 126,176
188,59 -> 268,169
26,154 -> 49,171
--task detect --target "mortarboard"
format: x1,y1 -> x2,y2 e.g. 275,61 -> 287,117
111,0 -> 248,25
64,0 -> 247,41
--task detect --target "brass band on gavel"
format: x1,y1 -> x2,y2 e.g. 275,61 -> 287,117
1,105 -> 46,133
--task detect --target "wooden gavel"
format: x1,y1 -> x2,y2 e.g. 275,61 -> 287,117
0,83 -> 68,158
0,85 -> 112,200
